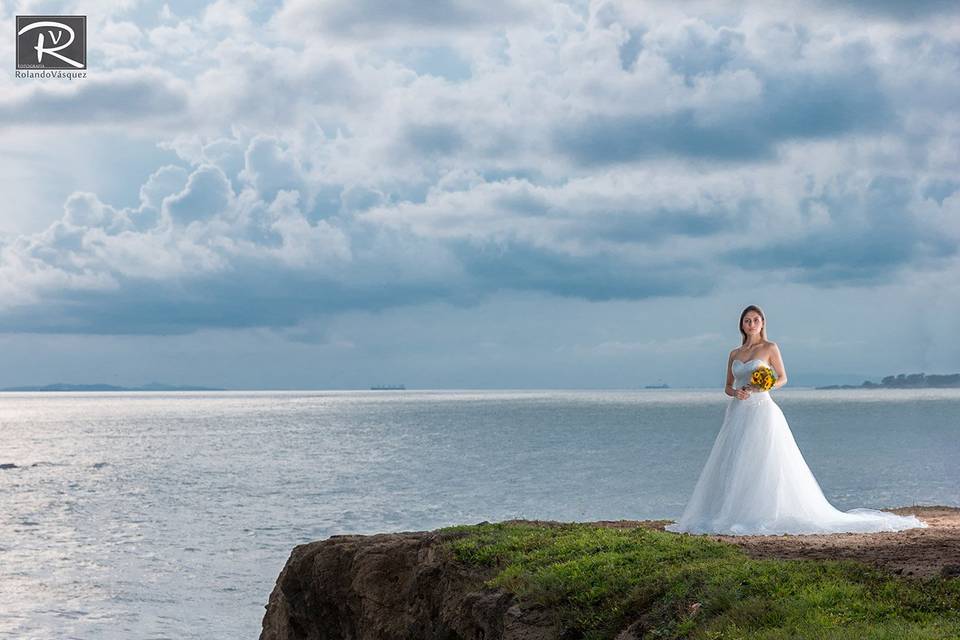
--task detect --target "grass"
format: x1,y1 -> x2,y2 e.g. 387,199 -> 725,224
438,522 -> 960,639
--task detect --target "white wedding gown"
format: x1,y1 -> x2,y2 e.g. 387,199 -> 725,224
666,359 -> 927,535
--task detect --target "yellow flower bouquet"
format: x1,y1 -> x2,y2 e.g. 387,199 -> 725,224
750,366 -> 777,391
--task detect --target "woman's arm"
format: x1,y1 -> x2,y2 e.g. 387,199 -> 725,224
725,350 -> 737,397
768,343 -> 788,389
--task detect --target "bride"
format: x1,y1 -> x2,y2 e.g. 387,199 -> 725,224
666,304 -> 927,535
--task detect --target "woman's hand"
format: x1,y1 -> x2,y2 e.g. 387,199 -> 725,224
734,385 -> 752,400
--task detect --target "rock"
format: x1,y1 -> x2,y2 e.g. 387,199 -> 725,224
0,463 -> 17,470
614,618 -> 652,640
505,603 -> 559,639
941,565 -> 960,579
260,529 -> 564,640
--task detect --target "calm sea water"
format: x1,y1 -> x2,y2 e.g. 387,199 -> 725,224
1,389 -> 957,639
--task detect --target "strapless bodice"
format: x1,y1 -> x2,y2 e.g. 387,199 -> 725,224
732,359 -> 771,395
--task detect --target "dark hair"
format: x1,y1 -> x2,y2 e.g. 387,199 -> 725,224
739,305 -> 767,345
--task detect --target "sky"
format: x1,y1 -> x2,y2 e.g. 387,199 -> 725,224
0,0 -> 958,389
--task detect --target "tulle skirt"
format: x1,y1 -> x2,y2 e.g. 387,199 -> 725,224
666,392 -> 927,535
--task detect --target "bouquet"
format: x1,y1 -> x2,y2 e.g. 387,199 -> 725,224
749,366 -> 777,391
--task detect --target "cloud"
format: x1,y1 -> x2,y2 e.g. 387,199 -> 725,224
238,136 -> 308,205
402,123 -> 466,157
452,238 -> 717,300
63,192 -> 124,230
824,0 -> 960,20
0,70 -> 187,127
5,131 -> 956,337
163,165 -> 234,224
2,0 -> 959,338
271,0 -> 544,40
724,175 -> 959,285
554,26 -> 893,165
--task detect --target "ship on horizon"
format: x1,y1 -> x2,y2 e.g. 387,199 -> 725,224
370,384 -> 406,390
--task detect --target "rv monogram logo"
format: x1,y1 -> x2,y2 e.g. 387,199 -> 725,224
16,15 -> 87,70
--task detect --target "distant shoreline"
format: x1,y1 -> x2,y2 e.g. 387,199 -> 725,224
2,380 -> 959,392
815,372 -> 960,390
0,383 -> 225,392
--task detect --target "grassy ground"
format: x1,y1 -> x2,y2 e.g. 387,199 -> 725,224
439,522 -> 960,639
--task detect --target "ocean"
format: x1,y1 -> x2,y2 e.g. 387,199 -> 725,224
1,389 -> 957,639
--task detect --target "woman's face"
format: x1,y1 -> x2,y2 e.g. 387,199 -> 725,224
742,312 -> 763,336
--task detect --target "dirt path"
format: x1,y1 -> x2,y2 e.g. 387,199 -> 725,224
587,506 -> 960,579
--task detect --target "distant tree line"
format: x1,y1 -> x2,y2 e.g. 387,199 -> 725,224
818,372 -> 960,390
868,373 -> 960,388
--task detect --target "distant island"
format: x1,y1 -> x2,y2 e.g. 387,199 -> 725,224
0,382 -> 225,392
816,372 -> 960,390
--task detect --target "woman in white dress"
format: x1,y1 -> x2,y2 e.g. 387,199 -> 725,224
666,304 -> 927,535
